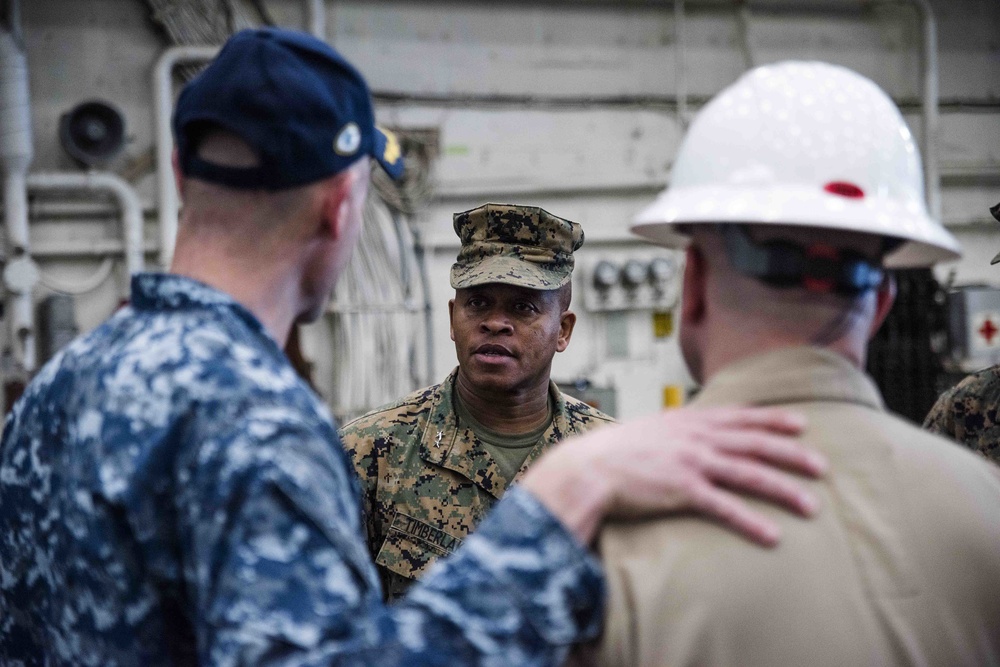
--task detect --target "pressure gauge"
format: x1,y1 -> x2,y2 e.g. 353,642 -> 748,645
648,256 -> 676,285
621,259 -> 646,288
592,261 -> 619,289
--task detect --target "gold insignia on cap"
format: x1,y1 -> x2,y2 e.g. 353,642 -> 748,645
380,127 -> 401,166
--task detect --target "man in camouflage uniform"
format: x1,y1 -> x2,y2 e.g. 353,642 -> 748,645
924,201 -> 1000,465
341,203 -> 615,601
0,27 -> 827,667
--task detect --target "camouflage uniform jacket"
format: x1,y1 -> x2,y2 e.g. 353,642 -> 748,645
924,366 -> 1000,464
0,274 -> 604,667
340,369 -> 615,601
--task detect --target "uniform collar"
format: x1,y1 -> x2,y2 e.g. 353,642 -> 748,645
130,272 -> 272,341
418,369 -> 576,499
693,346 -> 884,411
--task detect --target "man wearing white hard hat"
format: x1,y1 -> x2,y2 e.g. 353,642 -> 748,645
581,61 -> 1000,666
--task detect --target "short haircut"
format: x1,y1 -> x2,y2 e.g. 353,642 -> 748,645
558,282 -> 573,312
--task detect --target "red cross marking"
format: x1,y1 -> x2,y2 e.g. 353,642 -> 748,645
980,318 -> 999,344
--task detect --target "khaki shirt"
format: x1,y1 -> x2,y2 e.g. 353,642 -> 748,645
340,369 -> 614,601
590,347 -> 1000,667
924,366 -> 1000,464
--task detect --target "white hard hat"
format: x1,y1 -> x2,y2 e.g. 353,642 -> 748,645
632,60 -> 961,268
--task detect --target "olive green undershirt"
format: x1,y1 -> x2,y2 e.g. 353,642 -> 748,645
454,392 -> 554,485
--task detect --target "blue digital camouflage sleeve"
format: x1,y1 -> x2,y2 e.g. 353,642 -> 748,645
183,406 -> 604,667
0,273 -> 603,666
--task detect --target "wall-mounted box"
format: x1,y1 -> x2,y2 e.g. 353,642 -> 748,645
946,285 -> 1000,372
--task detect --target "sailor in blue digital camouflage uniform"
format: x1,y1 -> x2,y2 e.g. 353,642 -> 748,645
0,27 -> 827,666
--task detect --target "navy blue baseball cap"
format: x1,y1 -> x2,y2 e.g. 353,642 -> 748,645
173,27 -> 403,190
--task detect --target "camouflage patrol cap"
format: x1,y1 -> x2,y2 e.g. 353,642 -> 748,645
450,203 -> 585,290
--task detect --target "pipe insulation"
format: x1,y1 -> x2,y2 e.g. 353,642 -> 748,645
2,168 -> 26,247
674,0 -> 688,131
1,13 -> 36,371
0,28 -> 30,251
913,0 -> 941,222
27,171 -> 145,280
306,0 -> 325,38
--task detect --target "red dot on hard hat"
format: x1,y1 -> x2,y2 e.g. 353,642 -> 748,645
824,181 -> 865,199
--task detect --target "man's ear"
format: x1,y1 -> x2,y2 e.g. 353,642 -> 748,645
172,149 -> 185,200
681,245 -> 708,326
555,310 -> 577,353
868,272 -> 897,339
318,170 -> 356,240
448,298 -> 456,342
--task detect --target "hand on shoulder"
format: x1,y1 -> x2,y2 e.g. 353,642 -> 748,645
520,405 -> 826,547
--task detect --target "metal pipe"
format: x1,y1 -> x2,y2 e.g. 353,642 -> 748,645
1,2 -> 36,371
10,284 -> 32,367
371,90 -> 715,110
306,0 -> 326,38
674,0 -> 688,130
912,0 -> 941,222
154,44 -> 218,269
29,239 -> 158,258
734,0 -> 756,71
27,171 -> 145,279
3,0 -> 22,43
432,182 -> 664,201
28,199 -> 154,218
3,169 -> 27,249
0,20 -> 31,251
371,91 -> 998,113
